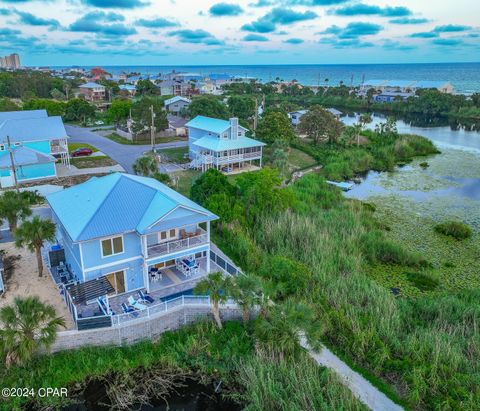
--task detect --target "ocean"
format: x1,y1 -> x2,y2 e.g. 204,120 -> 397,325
65,62 -> 480,93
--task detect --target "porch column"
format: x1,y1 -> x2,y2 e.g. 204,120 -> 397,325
206,221 -> 211,273
259,146 -> 263,168
143,261 -> 150,292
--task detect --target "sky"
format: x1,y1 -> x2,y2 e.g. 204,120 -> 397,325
0,0 -> 479,66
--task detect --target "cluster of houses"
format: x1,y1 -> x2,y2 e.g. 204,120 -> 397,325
0,110 -> 69,188
359,79 -> 455,102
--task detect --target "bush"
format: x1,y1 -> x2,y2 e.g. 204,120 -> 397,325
405,271 -> 439,292
419,162 -> 429,169
434,221 -> 472,240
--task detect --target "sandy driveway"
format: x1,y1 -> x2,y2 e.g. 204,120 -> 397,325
0,242 -> 74,330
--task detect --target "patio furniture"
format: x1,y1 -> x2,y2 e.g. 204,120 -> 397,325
138,290 -> 155,304
121,303 -> 138,316
128,296 -> 147,310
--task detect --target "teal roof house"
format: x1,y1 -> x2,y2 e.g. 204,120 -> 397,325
0,110 -> 70,188
46,173 -> 232,327
186,115 -> 265,174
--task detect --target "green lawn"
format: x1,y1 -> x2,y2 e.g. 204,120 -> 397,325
170,170 -> 201,197
71,156 -> 117,169
68,142 -> 99,153
106,132 -> 186,145
288,147 -> 317,170
158,146 -> 189,163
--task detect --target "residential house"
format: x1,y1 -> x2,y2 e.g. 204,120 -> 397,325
0,110 -> 69,188
187,115 -> 265,173
79,82 -> 106,101
288,108 -> 342,126
118,84 -> 137,96
47,173 -> 220,307
164,96 -> 191,114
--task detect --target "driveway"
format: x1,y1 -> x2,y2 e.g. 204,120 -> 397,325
65,125 -> 188,173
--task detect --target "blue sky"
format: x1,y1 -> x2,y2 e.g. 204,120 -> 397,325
0,0 -> 478,66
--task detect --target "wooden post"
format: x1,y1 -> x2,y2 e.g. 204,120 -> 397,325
6,135 -> 19,191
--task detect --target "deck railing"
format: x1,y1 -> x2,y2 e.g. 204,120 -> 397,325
111,295 -> 235,326
147,231 -> 208,258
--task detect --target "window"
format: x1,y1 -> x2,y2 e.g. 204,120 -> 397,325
160,231 -> 167,240
169,229 -> 176,238
101,236 -> 124,257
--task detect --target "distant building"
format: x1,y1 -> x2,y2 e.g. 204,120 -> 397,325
288,108 -> 342,126
118,84 -> 136,96
0,110 -> 69,188
187,115 -> 265,174
0,53 -> 21,69
361,79 -> 454,95
79,82 -> 106,102
164,96 -> 191,114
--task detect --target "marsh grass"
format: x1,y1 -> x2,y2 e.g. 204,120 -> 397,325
434,220 -> 473,240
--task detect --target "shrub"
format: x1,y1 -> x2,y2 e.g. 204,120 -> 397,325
419,162 -> 429,169
405,271 -> 440,292
434,221 -> 472,240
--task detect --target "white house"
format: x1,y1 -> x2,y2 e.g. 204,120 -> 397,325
164,96 -> 191,114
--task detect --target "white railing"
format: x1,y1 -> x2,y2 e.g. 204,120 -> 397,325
147,232 -> 208,258
217,151 -> 262,163
50,145 -> 69,154
111,295 -> 235,326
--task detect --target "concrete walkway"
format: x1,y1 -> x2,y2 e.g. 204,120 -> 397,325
300,337 -> 404,411
56,163 -> 124,177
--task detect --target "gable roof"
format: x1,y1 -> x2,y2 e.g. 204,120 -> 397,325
0,116 -> 68,144
79,82 -> 104,89
193,135 -> 265,151
186,115 -> 248,134
0,146 -> 55,168
47,173 -> 218,242
164,96 -> 191,106
0,110 -> 47,122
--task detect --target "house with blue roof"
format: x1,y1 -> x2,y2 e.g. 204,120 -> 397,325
186,115 -> 265,173
0,110 -> 70,188
47,173 -> 220,304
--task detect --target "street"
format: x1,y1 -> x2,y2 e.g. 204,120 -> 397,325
66,125 -> 188,173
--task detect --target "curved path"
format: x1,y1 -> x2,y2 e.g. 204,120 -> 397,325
66,125 -> 188,173
300,337 -> 404,411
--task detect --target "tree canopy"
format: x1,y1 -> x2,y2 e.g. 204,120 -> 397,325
187,95 -> 229,119
256,110 -> 295,144
131,97 -> 168,132
297,105 -> 344,145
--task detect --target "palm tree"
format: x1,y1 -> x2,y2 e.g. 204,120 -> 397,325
194,272 -> 230,329
254,301 -> 314,361
15,216 -> 55,277
354,113 -> 373,147
0,296 -> 65,368
133,154 -> 158,176
0,190 -> 42,233
228,273 -> 261,323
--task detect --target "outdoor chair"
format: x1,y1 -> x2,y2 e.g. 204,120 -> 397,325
121,303 -> 138,317
128,295 -> 147,310
138,290 -> 155,304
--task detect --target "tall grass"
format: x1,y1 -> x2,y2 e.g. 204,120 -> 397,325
215,173 -> 479,409
235,351 -> 367,411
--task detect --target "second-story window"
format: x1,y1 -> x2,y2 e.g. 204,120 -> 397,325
101,236 -> 124,257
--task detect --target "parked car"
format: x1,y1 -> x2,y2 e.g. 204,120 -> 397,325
71,147 -> 93,157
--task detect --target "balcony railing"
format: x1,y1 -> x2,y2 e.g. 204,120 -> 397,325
147,231 -> 208,259
50,145 -> 69,154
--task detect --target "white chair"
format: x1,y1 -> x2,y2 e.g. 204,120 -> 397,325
127,296 -> 147,310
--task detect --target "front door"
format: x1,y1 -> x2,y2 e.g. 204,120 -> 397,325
106,270 -> 126,294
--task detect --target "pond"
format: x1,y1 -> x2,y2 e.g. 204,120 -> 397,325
340,113 -> 480,231
60,377 -> 242,411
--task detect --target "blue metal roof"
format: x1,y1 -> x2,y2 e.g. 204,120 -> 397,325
119,84 -> 136,91
0,146 -> 55,168
47,173 -> 218,242
79,82 -> 104,89
0,110 -> 47,122
193,135 -> 265,151
0,116 -> 68,144
186,115 -> 232,134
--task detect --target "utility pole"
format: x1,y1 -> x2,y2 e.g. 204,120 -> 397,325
150,105 -> 156,152
6,135 -> 19,192
254,97 -> 258,132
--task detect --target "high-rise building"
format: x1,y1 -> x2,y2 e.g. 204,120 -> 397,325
0,53 -> 21,69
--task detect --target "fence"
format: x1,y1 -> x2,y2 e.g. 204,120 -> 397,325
210,249 -> 242,276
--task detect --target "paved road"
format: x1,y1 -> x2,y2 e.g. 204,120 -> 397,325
66,125 -> 188,173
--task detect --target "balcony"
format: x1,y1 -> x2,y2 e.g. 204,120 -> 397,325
147,229 -> 208,259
